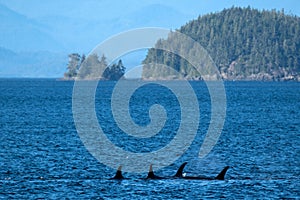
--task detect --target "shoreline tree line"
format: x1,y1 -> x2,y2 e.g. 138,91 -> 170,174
64,53 -> 125,80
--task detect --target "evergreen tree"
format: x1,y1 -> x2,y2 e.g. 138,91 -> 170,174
64,53 -> 81,79
103,59 -> 126,80
99,54 -> 108,75
79,54 -> 101,79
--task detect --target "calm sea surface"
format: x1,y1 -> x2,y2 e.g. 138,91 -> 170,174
0,79 -> 299,199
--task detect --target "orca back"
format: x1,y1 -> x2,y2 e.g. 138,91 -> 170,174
174,162 -> 188,178
112,166 -> 123,179
146,164 -> 163,179
215,166 -> 230,180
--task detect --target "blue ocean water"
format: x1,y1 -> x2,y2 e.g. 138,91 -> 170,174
0,79 -> 299,199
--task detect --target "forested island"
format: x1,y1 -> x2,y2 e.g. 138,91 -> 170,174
64,7 -> 300,81
142,7 -> 300,81
64,53 -> 125,80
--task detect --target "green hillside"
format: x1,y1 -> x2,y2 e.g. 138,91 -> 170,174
142,7 -> 300,81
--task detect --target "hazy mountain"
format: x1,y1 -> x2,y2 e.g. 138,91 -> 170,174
0,3 -> 67,77
113,4 -> 193,29
1,3 -> 192,52
35,4 -> 192,52
0,46 -> 66,77
0,3 -> 64,52
0,3 -> 192,77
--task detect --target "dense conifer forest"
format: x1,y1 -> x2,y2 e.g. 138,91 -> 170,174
142,7 -> 300,81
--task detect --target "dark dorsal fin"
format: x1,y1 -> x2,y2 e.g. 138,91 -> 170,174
174,162 -> 188,177
215,166 -> 230,180
147,164 -> 155,179
113,166 -> 123,179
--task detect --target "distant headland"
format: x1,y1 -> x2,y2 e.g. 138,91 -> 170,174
142,7 -> 300,81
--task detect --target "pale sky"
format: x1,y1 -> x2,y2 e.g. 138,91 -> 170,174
1,0 -> 299,19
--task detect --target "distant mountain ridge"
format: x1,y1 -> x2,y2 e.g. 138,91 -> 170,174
0,46 -> 66,77
0,3 -> 192,77
142,7 -> 300,81
0,3 -> 63,52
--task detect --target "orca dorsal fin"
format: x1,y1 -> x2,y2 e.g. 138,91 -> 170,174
113,166 -> 123,179
175,162 -> 188,177
147,164 -> 156,179
215,166 -> 230,180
